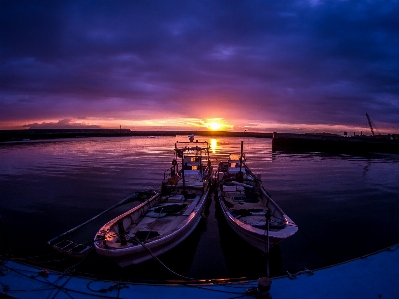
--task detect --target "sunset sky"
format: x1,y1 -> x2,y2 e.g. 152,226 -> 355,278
1,1 -> 398,134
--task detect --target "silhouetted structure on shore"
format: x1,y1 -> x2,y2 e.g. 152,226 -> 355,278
272,132 -> 399,154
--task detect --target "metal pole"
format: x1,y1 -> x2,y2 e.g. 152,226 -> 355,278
266,208 -> 271,277
240,141 -> 243,173
181,154 -> 186,192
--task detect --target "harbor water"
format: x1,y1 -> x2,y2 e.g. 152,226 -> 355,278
1,136 -> 398,281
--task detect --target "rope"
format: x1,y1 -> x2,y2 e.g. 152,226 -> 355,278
62,250 -> 90,275
132,236 -> 195,280
12,251 -> 73,264
87,281 -> 129,294
181,283 -> 248,297
3,258 -> 252,299
1,261 -> 116,298
47,275 -> 74,299
386,245 -> 399,252
12,251 -> 62,261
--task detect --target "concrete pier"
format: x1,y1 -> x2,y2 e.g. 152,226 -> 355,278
272,132 -> 399,154
1,243 -> 398,298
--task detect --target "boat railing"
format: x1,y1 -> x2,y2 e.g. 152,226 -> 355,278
163,166 -> 172,180
163,166 -> 180,181
203,164 -> 212,180
175,141 -> 210,157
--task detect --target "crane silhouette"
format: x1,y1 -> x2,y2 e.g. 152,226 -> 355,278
366,113 -> 380,136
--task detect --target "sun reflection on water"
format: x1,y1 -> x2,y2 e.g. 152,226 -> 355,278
210,138 -> 217,154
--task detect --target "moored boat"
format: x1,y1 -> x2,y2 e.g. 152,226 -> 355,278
48,190 -> 157,258
94,138 -> 212,266
216,142 -> 297,252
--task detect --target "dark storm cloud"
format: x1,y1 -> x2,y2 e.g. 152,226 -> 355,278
23,119 -> 101,129
1,0 -> 398,130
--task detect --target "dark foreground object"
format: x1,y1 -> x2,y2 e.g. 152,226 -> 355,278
1,243 -> 398,298
272,132 -> 399,154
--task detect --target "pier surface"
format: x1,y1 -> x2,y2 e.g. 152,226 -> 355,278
1,244 -> 398,298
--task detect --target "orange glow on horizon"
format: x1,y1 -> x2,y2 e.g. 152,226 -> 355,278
3,116 -> 395,136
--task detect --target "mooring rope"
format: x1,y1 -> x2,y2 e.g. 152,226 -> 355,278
1,260 -> 117,299
132,235 -> 195,281
62,250 -> 90,275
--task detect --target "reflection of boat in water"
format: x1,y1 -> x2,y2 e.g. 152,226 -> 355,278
216,142 -> 298,252
94,139 -> 212,266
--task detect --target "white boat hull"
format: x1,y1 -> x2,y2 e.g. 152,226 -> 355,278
94,139 -> 213,266
219,199 -> 298,251
95,189 -> 210,266
216,153 -> 298,252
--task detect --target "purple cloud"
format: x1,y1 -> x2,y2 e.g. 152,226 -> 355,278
1,1 -> 398,132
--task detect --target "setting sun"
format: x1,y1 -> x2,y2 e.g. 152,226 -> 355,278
204,118 -> 233,131
208,122 -> 222,130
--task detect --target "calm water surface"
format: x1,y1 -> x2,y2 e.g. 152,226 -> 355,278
1,136 -> 398,281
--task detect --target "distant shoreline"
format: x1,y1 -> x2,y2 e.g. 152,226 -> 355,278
1,129 -> 397,154
0,129 -> 273,142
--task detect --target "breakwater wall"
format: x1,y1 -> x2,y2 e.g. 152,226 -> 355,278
272,132 -> 399,154
0,129 -> 272,142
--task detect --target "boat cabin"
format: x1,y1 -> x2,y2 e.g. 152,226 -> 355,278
227,154 -> 245,173
162,141 -> 211,193
183,156 -> 201,171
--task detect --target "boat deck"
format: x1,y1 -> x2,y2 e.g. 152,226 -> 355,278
221,191 -> 272,229
217,158 -> 290,240
222,186 -> 288,218
177,170 -> 206,188
104,194 -> 202,248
